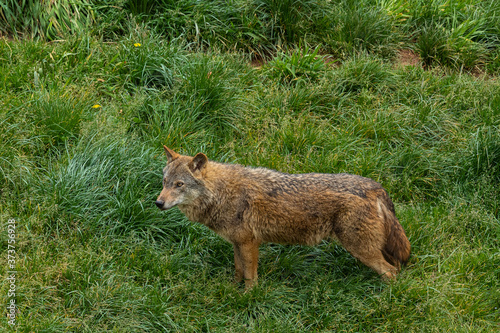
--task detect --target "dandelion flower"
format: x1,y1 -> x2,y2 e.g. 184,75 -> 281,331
134,43 -> 141,47
92,104 -> 101,109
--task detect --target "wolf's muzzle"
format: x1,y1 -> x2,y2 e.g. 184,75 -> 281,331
155,200 -> 165,209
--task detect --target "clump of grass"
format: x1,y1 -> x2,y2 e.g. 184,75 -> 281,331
37,135 -> 177,238
124,0 -> 157,16
415,21 -> 489,69
126,53 -> 255,150
183,55 -> 235,113
461,126 -> 500,183
88,0 -> 133,40
0,111 -> 38,200
333,55 -> 396,94
486,49 -> 500,74
415,23 -> 451,68
179,54 -> 252,132
272,115 -> 329,156
264,45 -> 328,85
447,19 -> 489,69
0,0 -> 94,40
385,144 -> 445,201
25,91 -> 88,150
252,0 -> 327,46
114,34 -> 188,90
52,34 -> 100,77
144,0 -> 332,54
146,0 -> 259,52
0,39 -> 55,92
327,0 -> 399,57
127,93 -> 213,149
396,0 -> 499,70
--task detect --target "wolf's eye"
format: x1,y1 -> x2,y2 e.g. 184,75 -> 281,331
175,181 -> 184,188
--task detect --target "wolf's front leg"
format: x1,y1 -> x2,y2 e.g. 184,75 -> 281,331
233,240 -> 260,289
233,243 -> 244,283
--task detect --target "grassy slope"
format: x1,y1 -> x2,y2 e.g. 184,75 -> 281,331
1,1 -> 500,332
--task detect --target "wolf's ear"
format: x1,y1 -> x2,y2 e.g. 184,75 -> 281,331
164,146 -> 180,164
188,153 -> 208,173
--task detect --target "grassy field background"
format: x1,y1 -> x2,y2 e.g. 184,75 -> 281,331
1,0 -> 499,331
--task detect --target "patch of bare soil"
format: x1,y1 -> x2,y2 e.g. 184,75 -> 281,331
250,55 -> 266,68
396,49 -> 421,67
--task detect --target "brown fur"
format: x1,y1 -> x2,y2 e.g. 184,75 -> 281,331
156,146 -> 411,288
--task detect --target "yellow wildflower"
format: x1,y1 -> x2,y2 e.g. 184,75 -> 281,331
92,104 -> 101,109
134,43 -> 141,47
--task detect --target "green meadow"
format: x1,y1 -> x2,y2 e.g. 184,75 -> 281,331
0,0 -> 499,331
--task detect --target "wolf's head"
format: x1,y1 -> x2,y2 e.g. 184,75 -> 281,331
155,146 -> 208,210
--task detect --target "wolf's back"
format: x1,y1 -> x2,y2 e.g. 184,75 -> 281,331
242,170 -> 385,199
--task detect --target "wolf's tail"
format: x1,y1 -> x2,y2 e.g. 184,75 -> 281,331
377,193 -> 411,270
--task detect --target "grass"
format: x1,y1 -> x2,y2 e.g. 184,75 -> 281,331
0,0 -> 93,40
1,0 -> 500,331
264,45 -> 328,84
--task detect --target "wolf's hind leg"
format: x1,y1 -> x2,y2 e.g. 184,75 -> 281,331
335,216 -> 398,279
351,251 -> 398,279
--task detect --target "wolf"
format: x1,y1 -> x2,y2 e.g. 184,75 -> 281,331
156,146 -> 411,288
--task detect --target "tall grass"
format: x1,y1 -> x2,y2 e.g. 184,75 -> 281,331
386,0 -> 500,69
0,111 -> 37,200
0,0 -> 94,40
252,0 -> 328,46
2,0 -> 499,69
114,35 -> 188,90
31,92 -> 89,148
127,93 -> 213,149
264,45 -> 327,84
36,135 -> 173,237
127,52 -> 255,148
327,0 -> 399,57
